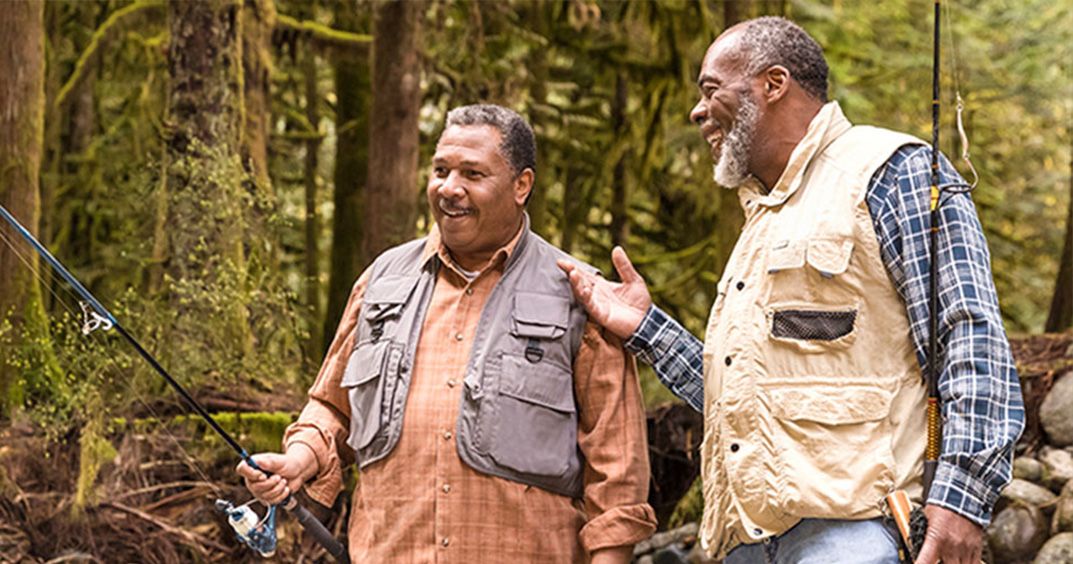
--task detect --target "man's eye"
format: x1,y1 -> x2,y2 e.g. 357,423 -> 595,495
433,166 -> 448,177
465,170 -> 485,179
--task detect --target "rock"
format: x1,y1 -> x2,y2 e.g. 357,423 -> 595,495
1015,456 -> 1046,483
1003,478 -> 1059,508
989,505 -> 1050,562
1040,447 -> 1073,492
1033,532 -> 1073,564
1041,373 -> 1073,447
1054,480 -> 1073,534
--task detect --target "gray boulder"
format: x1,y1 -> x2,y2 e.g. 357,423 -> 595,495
1033,532 -> 1073,564
1041,373 -> 1073,447
1015,456 -> 1046,483
1054,480 -> 1073,534
989,505 -> 1050,562
1003,478 -> 1059,509
1040,447 -> 1073,492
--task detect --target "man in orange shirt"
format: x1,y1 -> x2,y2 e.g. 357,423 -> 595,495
237,104 -> 656,563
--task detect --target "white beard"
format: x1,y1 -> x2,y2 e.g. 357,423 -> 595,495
713,93 -> 759,189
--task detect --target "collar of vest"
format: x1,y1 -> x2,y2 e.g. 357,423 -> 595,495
740,101 -> 853,211
420,212 -> 534,274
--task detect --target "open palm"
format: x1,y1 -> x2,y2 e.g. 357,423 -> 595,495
557,246 -> 652,340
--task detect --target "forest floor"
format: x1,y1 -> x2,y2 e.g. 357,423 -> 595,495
1,332 -> 1071,563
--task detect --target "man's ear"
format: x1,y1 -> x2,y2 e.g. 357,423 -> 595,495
514,169 -> 535,206
762,65 -> 791,104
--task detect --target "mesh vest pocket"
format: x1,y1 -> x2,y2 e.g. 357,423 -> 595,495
772,309 -> 856,341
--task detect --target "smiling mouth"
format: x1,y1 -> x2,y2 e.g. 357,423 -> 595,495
439,200 -> 474,218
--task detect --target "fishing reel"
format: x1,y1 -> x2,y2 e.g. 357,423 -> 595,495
215,498 -> 278,558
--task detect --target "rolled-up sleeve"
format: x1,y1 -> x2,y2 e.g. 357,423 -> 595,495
282,270 -> 369,507
574,321 -> 658,553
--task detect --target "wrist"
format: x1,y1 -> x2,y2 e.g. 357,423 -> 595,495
287,441 -> 320,482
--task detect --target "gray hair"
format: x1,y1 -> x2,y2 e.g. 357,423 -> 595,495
738,17 -> 829,103
444,104 -> 536,176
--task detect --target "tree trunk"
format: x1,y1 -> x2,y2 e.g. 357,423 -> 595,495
363,0 -> 422,259
1045,146 -> 1073,332
323,5 -> 370,349
610,73 -> 630,250
241,0 -> 278,249
303,35 -> 323,355
0,0 -> 50,414
163,0 -> 252,377
525,1 -> 550,237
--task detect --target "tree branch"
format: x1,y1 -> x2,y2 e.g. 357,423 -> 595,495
275,13 -> 372,52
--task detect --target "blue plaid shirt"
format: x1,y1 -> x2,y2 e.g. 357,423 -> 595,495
624,145 -> 1024,527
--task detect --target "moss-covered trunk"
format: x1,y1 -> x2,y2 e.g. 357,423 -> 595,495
302,24 -> 322,355
0,0 -> 52,416
163,0 -> 253,379
1045,140 -> 1073,332
241,0 -> 279,268
525,1 -> 550,238
610,72 -> 630,250
323,5 -> 371,350
363,0 -> 422,259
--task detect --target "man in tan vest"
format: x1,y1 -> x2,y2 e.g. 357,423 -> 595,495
560,17 -> 1023,564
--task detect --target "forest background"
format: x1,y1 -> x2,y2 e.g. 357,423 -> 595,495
0,0 -> 1070,561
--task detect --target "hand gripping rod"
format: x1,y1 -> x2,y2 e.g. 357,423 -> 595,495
0,204 -> 349,563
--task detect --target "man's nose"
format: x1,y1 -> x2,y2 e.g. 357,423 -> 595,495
690,100 -> 706,126
437,171 -> 465,198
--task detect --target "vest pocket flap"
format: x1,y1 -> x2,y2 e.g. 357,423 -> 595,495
499,354 -> 576,413
511,293 -> 570,339
767,240 -> 806,273
806,239 -> 854,277
770,385 -> 892,425
364,274 -> 420,320
340,342 -> 387,388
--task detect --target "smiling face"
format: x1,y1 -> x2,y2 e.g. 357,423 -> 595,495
690,32 -> 762,188
427,124 -> 533,270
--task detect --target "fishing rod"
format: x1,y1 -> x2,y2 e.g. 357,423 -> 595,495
0,204 -> 350,563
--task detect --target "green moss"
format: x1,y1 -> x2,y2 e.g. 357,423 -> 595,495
73,407 -> 118,512
667,477 -> 704,529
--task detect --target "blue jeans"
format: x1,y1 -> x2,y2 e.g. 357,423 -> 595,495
723,518 -> 901,564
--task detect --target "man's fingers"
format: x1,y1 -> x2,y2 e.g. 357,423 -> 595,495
611,246 -> 641,284
913,537 -> 939,564
235,460 -> 266,481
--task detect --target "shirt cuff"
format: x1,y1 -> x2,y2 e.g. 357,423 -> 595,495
623,305 -> 665,362
283,423 -> 344,509
578,503 -> 658,554
926,460 -> 1002,527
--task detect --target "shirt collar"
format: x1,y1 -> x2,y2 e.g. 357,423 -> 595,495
739,101 -> 853,211
421,213 -> 530,277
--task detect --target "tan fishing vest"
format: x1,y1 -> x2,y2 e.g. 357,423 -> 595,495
698,102 -> 929,558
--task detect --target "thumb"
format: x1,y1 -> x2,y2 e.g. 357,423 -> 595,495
611,246 -> 642,284
248,452 -> 288,475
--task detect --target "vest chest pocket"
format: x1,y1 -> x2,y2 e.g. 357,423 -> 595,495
341,340 -> 403,452
362,274 -> 420,340
765,238 -> 859,350
490,353 -> 578,477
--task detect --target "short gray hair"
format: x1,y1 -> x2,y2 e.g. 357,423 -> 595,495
738,17 -> 828,103
444,104 -> 536,176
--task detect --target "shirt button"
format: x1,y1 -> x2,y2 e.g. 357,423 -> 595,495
724,356 -> 732,366
730,443 -> 740,453
442,483 -> 451,494
465,287 -> 474,296
736,281 -> 745,291
443,430 -> 453,440
441,537 -> 450,547
754,528 -> 764,536
455,332 -> 464,341
447,379 -> 457,388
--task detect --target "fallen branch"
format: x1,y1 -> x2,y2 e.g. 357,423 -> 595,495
99,501 -> 229,555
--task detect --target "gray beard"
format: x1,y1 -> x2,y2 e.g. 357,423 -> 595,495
713,93 -> 759,189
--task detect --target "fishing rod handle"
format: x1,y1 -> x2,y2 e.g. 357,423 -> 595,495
282,496 -> 351,563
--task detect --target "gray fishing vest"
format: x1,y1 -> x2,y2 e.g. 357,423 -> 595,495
339,224 -> 596,498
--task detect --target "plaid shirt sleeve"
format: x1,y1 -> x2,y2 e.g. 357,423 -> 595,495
623,305 -> 705,413
867,144 -> 1025,527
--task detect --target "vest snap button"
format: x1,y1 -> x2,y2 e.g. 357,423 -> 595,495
736,281 -> 745,291
730,443 -> 740,453
724,356 -> 732,366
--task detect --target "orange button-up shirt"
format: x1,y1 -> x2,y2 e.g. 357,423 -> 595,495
284,225 -> 656,562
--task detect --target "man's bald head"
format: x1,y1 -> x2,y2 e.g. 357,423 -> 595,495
713,17 -> 829,103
